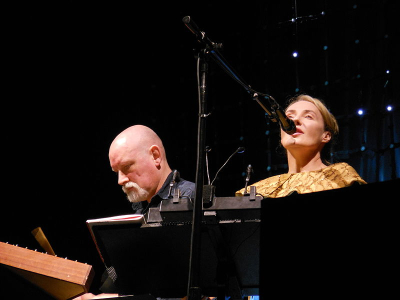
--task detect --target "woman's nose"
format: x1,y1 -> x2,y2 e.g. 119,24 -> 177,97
292,116 -> 301,125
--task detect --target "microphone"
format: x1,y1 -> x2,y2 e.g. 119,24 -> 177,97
244,164 -> 253,195
253,93 -> 296,135
167,170 -> 178,198
211,147 -> 245,185
275,107 -> 296,135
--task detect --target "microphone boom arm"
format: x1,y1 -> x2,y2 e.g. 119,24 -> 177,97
183,16 -> 295,134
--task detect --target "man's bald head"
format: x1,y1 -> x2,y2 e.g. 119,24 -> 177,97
109,125 -> 166,159
109,125 -> 171,203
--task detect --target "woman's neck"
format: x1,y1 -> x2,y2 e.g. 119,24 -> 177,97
286,150 -> 327,174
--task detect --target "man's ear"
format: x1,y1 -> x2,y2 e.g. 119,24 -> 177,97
149,145 -> 161,166
322,131 -> 332,144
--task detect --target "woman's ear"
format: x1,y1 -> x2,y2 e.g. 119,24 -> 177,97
322,131 -> 332,144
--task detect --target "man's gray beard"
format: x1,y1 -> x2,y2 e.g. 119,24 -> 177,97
122,181 -> 150,203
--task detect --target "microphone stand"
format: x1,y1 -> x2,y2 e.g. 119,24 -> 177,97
186,46 -> 208,300
183,16 -> 290,300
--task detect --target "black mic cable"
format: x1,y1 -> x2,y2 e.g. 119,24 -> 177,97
205,146 -> 212,185
211,147 -> 245,185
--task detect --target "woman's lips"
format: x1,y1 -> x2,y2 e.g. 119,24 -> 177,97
291,128 -> 304,137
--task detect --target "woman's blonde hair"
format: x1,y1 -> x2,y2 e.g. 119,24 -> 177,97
285,94 -> 339,164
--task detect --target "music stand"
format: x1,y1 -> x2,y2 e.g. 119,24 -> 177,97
88,221 -> 260,298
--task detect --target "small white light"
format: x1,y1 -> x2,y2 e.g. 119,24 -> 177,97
386,105 -> 393,112
357,109 -> 364,116
292,51 -> 298,58
386,70 -> 390,74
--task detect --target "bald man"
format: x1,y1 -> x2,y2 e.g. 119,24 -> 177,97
74,125 -> 195,299
109,124 -> 195,214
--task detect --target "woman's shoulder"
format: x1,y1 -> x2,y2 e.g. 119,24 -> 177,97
235,162 -> 366,197
323,162 -> 367,185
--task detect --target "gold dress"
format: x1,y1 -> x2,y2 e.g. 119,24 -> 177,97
236,162 -> 366,198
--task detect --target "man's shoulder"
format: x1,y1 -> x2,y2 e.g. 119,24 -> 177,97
177,178 -> 196,198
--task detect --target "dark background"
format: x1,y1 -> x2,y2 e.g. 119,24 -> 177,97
2,0 -> 399,294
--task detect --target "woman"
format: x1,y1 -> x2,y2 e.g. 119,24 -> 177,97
237,94 -> 366,197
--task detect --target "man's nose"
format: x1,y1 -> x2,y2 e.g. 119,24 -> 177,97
118,171 -> 129,186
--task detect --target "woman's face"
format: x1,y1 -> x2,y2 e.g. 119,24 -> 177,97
281,100 -> 331,152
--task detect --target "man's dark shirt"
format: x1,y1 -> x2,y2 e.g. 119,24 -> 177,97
131,170 -> 195,214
